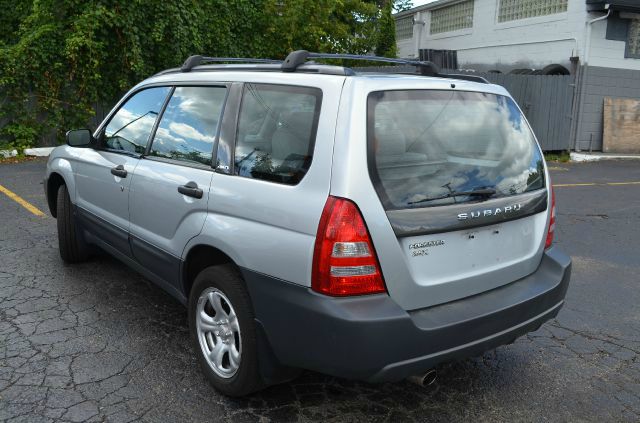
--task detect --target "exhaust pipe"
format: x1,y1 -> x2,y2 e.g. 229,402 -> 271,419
407,369 -> 437,387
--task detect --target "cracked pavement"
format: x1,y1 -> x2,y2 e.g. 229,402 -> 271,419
1,159 -> 639,422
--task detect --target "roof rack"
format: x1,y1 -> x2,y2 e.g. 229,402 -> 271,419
282,50 -> 440,76
181,55 -> 281,72
174,50 -> 488,84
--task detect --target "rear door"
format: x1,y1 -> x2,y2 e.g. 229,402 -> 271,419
332,81 -> 551,310
128,85 -> 228,288
76,86 -> 171,256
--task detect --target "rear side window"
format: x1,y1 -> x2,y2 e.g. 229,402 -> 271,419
234,84 -> 322,185
103,87 -> 170,154
149,86 -> 227,166
367,90 -> 545,210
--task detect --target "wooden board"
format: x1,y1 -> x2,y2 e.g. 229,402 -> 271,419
603,97 -> 640,153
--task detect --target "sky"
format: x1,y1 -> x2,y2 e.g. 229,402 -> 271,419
411,0 -> 438,7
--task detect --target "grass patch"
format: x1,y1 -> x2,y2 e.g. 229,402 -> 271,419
544,151 -> 571,163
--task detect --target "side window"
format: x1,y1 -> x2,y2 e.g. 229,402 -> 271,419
103,87 -> 170,154
234,84 -> 322,185
149,86 -> 227,166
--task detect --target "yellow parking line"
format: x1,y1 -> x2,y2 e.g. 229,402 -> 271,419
553,183 -> 597,187
606,181 -> 640,186
0,184 -> 45,217
554,181 -> 640,188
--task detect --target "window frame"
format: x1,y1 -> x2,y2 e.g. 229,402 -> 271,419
625,19 -> 640,59
429,0 -> 474,35
144,83 -> 231,171
230,82 -> 323,186
96,85 -> 173,158
396,16 -> 414,40
496,0 -> 568,24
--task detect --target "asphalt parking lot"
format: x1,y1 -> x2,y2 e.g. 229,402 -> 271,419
1,158 -> 639,422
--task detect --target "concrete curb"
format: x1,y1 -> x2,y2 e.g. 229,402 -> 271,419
0,149 -> 18,158
571,152 -> 640,162
24,147 -> 56,157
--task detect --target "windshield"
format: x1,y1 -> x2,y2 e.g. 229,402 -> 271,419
367,90 -> 545,210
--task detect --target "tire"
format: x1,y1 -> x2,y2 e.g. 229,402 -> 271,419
541,64 -> 570,76
56,184 -> 89,263
188,264 -> 263,397
510,68 -> 535,75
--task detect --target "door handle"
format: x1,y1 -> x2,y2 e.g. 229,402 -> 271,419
178,181 -> 203,199
111,165 -> 128,178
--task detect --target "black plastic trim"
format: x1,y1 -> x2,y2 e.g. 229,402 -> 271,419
215,82 -> 243,174
241,247 -> 571,382
129,234 -> 182,293
76,206 -> 132,257
84,229 -> 186,305
75,206 -> 185,303
142,155 -> 214,172
386,188 -> 548,237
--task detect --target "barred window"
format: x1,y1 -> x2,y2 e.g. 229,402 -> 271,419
430,1 -> 474,35
498,0 -> 567,23
628,19 -> 640,59
396,16 -> 413,40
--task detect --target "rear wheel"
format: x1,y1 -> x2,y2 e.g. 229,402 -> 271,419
56,184 -> 88,263
188,265 -> 262,396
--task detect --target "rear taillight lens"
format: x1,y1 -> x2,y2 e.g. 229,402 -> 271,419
545,187 -> 556,249
312,196 -> 386,296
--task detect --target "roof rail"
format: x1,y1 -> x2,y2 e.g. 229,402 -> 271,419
181,55 -> 281,72
174,51 -> 488,83
281,50 -> 440,76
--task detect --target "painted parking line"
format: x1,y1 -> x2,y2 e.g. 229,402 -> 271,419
0,184 -> 45,217
554,181 -> 640,188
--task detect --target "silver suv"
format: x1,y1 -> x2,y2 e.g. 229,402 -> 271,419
45,51 -> 571,396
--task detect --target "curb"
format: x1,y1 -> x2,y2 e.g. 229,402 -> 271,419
24,147 -> 56,157
571,152 -> 640,162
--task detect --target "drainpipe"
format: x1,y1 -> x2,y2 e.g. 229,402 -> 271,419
574,7 -> 611,151
413,12 -> 426,59
584,8 -> 611,66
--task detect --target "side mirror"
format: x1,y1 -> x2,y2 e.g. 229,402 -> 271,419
66,129 -> 93,147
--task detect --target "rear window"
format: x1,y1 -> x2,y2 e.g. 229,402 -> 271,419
367,90 -> 545,210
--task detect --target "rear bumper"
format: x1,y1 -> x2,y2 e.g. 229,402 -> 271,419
243,247 -> 571,382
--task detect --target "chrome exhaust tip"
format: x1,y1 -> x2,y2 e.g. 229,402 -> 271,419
407,369 -> 437,387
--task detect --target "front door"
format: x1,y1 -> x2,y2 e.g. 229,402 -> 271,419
128,86 -> 228,286
75,86 -> 171,256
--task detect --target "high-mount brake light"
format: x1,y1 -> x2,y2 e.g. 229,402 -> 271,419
545,187 -> 556,249
312,197 -> 386,296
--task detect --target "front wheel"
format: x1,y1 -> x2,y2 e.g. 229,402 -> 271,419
56,184 -> 88,263
188,265 -> 263,396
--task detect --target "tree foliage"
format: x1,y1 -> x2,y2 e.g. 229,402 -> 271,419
0,0 -> 405,150
392,0 -> 414,12
375,1 -> 398,58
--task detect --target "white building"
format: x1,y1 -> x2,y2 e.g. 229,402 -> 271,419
395,0 -> 640,73
394,0 -> 640,151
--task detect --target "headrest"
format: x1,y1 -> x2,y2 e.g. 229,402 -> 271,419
375,124 -> 407,155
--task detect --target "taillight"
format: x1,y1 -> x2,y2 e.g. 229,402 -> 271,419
545,187 -> 556,249
312,196 -> 386,296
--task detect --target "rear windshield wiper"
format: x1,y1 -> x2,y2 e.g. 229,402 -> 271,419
408,188 -> 497,205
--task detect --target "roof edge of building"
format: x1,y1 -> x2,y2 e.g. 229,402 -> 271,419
393,0 -> 470,19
